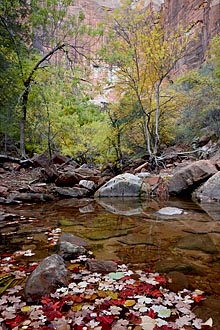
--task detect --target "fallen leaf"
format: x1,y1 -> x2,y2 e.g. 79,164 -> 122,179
108,272 -> 125,280
124,299 -> 136,307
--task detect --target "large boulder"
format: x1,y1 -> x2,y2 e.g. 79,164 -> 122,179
94,173 -> 150,197
168,160 -> 217,195
24,254 -> 68,302
194,171 -> 220,202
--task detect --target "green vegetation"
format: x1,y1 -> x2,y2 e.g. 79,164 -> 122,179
0,0 -> 220,168
174,36 -> 220,145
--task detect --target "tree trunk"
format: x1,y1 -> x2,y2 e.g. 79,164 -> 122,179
20,83 -> 29,158
19,43 -> 65,158
154,81 -> 161,155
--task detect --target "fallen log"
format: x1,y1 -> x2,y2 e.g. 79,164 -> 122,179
0,154 -> 34,167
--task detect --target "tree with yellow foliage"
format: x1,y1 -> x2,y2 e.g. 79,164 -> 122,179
102,0 -> 196,166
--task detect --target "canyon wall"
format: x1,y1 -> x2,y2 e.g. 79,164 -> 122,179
163,0 -> 220,72
75,0 -> 220,72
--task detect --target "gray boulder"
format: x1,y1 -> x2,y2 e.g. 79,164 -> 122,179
94,173 -> 150,197
25,254 -> 68,302
58,233 -> 87,260
79,180 -> 96,191
194,171 -> 220,202
58,241 -> 86,260
168,160 -> 217,195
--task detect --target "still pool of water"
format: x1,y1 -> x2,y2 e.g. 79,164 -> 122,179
1,196 -> 220,302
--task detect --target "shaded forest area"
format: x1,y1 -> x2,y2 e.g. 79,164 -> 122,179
1,0 -> 220,171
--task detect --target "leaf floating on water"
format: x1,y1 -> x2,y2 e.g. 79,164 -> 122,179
108,272 -> 125,280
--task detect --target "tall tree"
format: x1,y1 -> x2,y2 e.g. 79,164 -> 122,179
0,0 -> 102,157
101,0 -> 196,162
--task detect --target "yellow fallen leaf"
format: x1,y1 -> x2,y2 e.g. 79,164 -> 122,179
71,304 -> 82,312
21,306 -> 31,313
124,299 -> 136,307
106,290 -> 118,299
67,264 -> 80,270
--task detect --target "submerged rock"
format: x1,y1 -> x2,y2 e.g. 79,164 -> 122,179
156,207 -> 184,216
96,197 -> 145,215
176,233 -> 218,254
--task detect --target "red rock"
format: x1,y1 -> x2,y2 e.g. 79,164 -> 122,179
145,175 -> 161,186
87,259 -> 117,273
168,160 -> 217,195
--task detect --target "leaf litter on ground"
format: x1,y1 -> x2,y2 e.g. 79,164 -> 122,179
0,234 -> 213,330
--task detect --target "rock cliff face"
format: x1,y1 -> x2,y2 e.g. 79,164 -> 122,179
163,0 -> 220,72
75,0 -> 220,72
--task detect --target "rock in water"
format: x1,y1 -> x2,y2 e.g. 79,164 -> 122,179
156,207 -> 184,216
94,173 -> 150,197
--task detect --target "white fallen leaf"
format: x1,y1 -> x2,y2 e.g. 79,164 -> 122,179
141,316 -> 156,330
138,296 -> 152,305
156,318 -> 168,327
192,318 -> 203,329
151,305 -> 171,318
202,318 -> 213,327
109,306 -> 122,315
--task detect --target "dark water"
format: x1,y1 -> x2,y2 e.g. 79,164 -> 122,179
1,197 -> 220,300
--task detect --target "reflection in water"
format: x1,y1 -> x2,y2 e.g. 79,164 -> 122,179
95,197 -> 145,215
1,197 -> 220,298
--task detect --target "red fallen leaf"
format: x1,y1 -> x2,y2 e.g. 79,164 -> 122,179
18,265 -> 26,271
127,312 -> 142,324
71,266 -> 80,273
121,275 -> 132,281
1,253 -> 12,257
155,275 -> 166,284
154,326 -> 175,330
101,323 -> 112,330
5,314 -> 25,328
41,296 -> 52,304
26,264 -> 38,272
193,295 -> 204,303
118,288 -> 136,299
147,308 -> 156,319
110,299 -> 126,306
96,315 -> 115,324
44,309 -> 63,321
